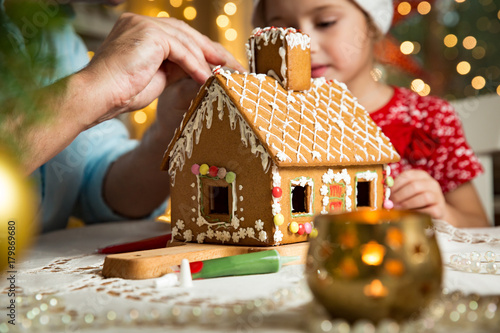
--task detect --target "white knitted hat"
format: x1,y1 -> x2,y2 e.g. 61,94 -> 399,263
252,0 -> 394,35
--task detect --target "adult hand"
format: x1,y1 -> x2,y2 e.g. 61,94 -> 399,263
82,13 -> 244,126
390,169 -> 447,220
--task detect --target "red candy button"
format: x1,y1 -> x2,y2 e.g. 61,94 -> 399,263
297,223 -> 305,235
209,166 -> 219,177
272,187 -> 282,198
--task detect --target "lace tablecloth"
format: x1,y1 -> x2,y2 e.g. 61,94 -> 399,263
1,219 -> 500,332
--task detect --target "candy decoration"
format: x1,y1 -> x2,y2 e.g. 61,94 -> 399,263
200,164 -> 209,175
225,171 -> 236,183
272,187 -> 282,198
274,213 -> 284,226
217,167 -> 227,179
383,199 -> 394,210
191,164 -> 200,175
297,223 -> 305,235
209,166 -> 219,178
289,222 -> 299,234
304,222 -> 312,234
386,176 -> 394,187
310,228 -> 318,238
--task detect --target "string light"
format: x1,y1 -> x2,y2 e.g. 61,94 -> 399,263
417,1 -> 431,15
170,0 -> 182,8
133,111 -> 148,124
157,11 -> 169,17
224,2 -> 237,16
225,28 -> 237,41
400,41 -> 414,55
216,15 -> 230,28
444,34 -> 458,47
462,36 -> 477,50
411,79 -> 425,93
471,76 -> 486,90
472,46 -> 486,59
397,2 -> 412,16
456,61 -> 471,75
183,6 -> 197,20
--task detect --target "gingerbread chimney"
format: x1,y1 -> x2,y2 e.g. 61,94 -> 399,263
247,27 -> 311,91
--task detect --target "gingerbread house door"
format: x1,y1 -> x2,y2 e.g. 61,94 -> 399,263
328,182 -> 346,212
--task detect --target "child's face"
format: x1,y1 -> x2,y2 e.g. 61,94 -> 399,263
263,0 -> 374,86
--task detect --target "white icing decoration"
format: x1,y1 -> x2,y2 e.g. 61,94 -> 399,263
239,185 -> 243,190
240,208 -> 244,212
231,216 -> 240,229
183,230 -> 193,242
246,228 -> 255,238
259,231 -> 268,242
238,228 -> 247,239
239,196 -> 244,202
272,202 -> 281,216
196,216 -> 207,227
172,227 -> 179,238
191,196 -> 196,201
168,82 -> 271,185
191,183 -> 195,188
206,228 -> 215,239
191,208 -> 196,213
197,233 -> 206,244
232,232 -> 240,243
320,185 -> 329,196
247,27 -> 311,88
274,230 -> 283,244
176,220 -> 185,230
222,231 -> 231,243
255,219 -> 264,231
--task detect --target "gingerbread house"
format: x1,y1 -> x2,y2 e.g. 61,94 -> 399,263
161,27 -> 400,247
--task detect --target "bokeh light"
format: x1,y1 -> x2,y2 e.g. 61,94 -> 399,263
134,111 -> 148,124
225,28 -> 238,41
411,79 -> 425,93
456,61 -> 471,75
417,1 -> 431,15
444,34 -> 458,47
400,41 -> 414,55
157,11 -> 169,17
471,76 -> 486,90
216,15 -> 230,28
170,0 -> 182,8
397,2 -> 412,16
183,6 -> 197,20
497,85 -> 500,96
224,2 -> 237,16
462,36 -> 477,50
472,46 -> 486,59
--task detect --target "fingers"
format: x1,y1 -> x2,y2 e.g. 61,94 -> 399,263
211,42 -> 247,72
390,170 -> 445,219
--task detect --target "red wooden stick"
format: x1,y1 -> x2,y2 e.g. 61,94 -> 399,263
96,233 -> 172,254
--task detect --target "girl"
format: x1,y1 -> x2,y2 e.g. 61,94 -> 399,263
252,0 -> 489,227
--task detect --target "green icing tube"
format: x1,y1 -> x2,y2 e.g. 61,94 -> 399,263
190,249 -> 299,280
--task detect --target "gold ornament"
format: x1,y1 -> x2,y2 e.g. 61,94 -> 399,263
306,210 -> 442,323
0,149 -> 38,272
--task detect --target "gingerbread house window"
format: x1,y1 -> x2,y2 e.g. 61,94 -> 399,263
290,177 -> 314,216
355,171 -> 378,209
356,181 -> 372,207
201,178 -> 232,222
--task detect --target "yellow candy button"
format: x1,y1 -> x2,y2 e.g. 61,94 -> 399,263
289,221 -> 299,234
310,228 -> 319,238
274,213 -> 284,226
199,164 -> 209,175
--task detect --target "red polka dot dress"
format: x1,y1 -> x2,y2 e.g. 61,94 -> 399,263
370,87 -> 483,194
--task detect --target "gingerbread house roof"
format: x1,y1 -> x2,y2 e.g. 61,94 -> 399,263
162,67 -> 399,177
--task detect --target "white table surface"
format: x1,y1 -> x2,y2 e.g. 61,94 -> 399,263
1,219 -> 500,332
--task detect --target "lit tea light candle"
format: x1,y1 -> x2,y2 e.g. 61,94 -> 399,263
363,279 -> 388,298
361,241 -> 386,266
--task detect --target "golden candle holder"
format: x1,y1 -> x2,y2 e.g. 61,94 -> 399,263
306,210 -> 442,323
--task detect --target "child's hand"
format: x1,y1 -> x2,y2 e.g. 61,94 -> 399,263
390,170 -> 447,220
